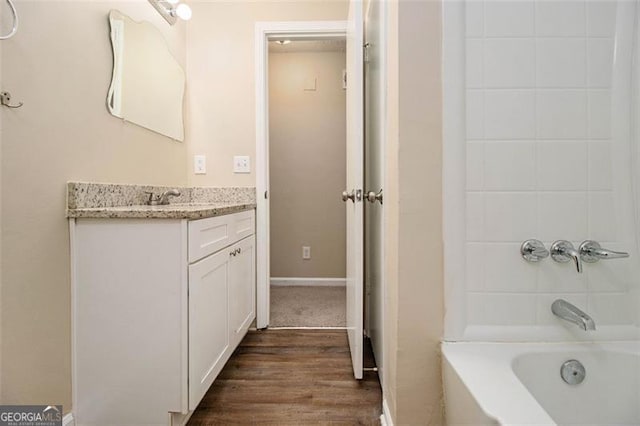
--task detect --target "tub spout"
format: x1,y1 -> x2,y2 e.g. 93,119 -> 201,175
551,299 -> 596,331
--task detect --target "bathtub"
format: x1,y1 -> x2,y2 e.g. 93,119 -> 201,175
442,341 -> 640,425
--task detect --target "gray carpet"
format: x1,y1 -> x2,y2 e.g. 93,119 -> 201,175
270,286 -> 346,327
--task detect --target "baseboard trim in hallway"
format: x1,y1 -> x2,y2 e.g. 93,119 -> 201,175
270,277 -> 346,286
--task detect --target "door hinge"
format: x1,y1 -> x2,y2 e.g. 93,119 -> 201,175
363,43 -> 371,63
264,190 -> 268,199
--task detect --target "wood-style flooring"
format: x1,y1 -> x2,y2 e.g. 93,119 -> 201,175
188,330 -> 382,425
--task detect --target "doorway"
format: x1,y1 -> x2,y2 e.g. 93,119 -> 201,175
254,14 -> 367,380
267,38 -> 347,328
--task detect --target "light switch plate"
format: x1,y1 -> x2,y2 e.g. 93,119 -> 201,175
233,156 -> 250,173
194,155 -> 206,174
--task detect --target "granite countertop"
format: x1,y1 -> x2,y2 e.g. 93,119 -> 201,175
67,201 -> 256,220
66,182 -> 257,220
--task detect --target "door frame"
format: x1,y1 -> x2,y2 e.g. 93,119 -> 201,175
254,20 -> 348,329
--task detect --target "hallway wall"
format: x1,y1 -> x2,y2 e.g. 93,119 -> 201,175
269,50 -> 346,278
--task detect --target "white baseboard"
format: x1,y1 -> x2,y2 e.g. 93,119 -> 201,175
380,398 -> 393,426
63,413 -> 75,426
270,277 -> 346,287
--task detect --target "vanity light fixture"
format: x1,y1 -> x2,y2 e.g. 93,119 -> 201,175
148,0 -> 192,25
275,40 -> 291,45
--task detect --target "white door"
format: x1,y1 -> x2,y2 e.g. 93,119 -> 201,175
345,0 -> 364,380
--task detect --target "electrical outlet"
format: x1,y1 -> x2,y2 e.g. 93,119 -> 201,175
302,246 -> 311,260
233,156 -> 250,173
194,155 -> 206,174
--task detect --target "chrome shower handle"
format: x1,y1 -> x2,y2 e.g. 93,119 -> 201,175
520,239 -> 549,262
579,240 -> 629,263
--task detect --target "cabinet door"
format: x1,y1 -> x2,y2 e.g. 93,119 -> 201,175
229,235 -> 256,348
188,248 -> 231,410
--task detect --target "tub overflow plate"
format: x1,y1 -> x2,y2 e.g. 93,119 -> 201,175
560,359 -> 586,385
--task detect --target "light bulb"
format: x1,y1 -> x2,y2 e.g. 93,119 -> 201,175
175,3 -> 192,20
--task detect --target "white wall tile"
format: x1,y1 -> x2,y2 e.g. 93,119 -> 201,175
466,90 -> 484,139
484,0 -> 535,37
483,243 -> 537,292
537,293 -> 588,325
588,141 -> 612,190
466,0 -> 484,37
467,192 -> 485,241
536,39 -> 586,88
468,293 -> 537,325
587,1 -> 617,37
588,90 -> 611,139
537,90 -> 587,139
538,192 -> 588,241
484,141 -> 535,190
484,193 -> 537,241
466,142 -> 484,190
588,39 -> 614,88
484,39 -> 535,88
466,243 -> 485,291
535,1 -> 585,36
589,192 -> 617,242
538,257 -> 588,293
466,39 -> 483,88
588,258 -> 636,293
537,141 -> 587,191
485,90 -> 535,139
588,293 -> 634,325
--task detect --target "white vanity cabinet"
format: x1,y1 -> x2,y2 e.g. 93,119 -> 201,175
71,209 -> 255,426
187,225 -> 255,410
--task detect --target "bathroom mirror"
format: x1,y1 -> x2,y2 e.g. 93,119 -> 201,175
107,10 -> 185,141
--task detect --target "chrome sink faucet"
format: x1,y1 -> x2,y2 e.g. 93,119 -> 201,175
144,189 -> 181,206
552,299 -> 596,331
550,240 -> 583,273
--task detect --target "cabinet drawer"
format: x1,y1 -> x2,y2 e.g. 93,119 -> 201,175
188,210 -> 255,263
231,210 -> 255,242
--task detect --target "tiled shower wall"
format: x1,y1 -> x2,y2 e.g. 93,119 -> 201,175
462,0 -> 638,331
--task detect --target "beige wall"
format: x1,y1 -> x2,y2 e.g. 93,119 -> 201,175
384,0 -> 444,424
0,1 -> 187,412
269,50 -> 346,278
186,0 -> 348,187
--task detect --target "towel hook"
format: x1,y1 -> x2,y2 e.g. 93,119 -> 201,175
0,91 -> 22,108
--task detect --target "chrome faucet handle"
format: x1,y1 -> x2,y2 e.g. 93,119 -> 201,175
579,240 -> 629,263
551,240 -> 583,273
158,189 -> 181,205
144,191 -> 160,206
521,239 -> 549,262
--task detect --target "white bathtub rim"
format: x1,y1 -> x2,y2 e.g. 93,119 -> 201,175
441,341 -> 640,426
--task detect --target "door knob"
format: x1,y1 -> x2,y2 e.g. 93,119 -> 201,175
342,190 -> 355,202
366,189 -> 383,205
